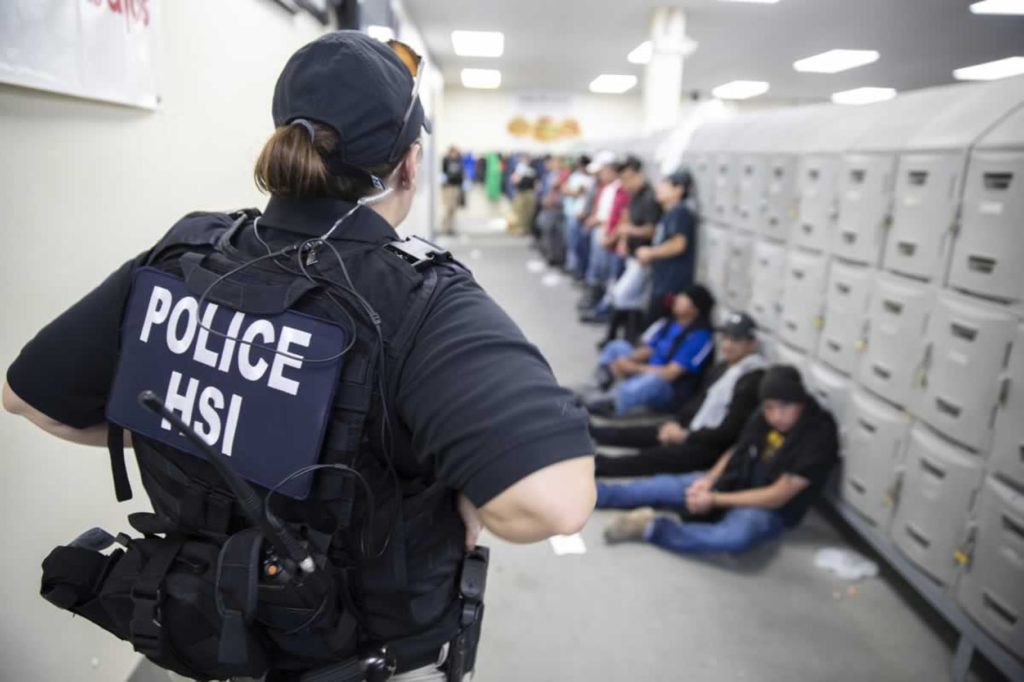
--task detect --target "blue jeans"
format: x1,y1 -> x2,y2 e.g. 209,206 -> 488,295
586,230 -> 620,287
564,215 -> 583,274
596,473 -> 785,555
597,341 -> 676,415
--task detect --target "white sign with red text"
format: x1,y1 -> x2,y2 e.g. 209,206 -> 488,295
0,0 -> 158,109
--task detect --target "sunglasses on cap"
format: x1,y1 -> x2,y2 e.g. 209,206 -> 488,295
386,39 -> 425,164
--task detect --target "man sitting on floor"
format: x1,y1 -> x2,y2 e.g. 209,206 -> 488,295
586,284 -> 715,417
592,311 -> 766,478
597,365 -> 839,555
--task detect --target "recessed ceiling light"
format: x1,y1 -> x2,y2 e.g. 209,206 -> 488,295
831,87 -> 897,105
628,41 -> 653,65
589,74 -> 639,94
793,49 -> 880,73
366,25 -> 395,42
718,0 -> 781,4
451,30 -> 504,58
711,80 -> 770,99
953,56 -> 1024,80
461,68 -> 502,89
970,0 -> 1024,14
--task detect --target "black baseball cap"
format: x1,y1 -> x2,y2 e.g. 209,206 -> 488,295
272,31 -> 431,169
666,168 -> 693,190
718,311 -> 758,341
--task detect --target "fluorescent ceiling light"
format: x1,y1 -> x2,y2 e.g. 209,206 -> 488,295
628,41 -> 653,65
451,30 -> 504,58
589,74 -> 638,94
954,56 -> 1024,80
970,0 -> 1024,14
831,87 -> 897,105
793,49 -> 880,73
461,68 -> 502,89
366,25 -> 395,42
711,80 -> 770,99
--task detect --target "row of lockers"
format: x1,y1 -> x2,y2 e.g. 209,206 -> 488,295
682,76 -> 1024,311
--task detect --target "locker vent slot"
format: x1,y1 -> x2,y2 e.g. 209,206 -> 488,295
785,321 -> 798,332
949,323 -> 977,342
908,170 -> 929,186
882,300 -> 904,315
808,168 -> 820,182
935,397 -> 962,418
850,169 -> 866,184
745,165 -> 754,176
848,478 -> 867,495
982,593 -> 1018,627
826,340 -> 841,353
801,223 -> 813,234
858,419 -> 877,434
792,269 -> 806,280
872,365 -> 892,380
905,524 -> 931,548
983,172 -> 1013,191
967,256 -> 996,274
1002,514 -> 1024,543
836,283 -> 851,295
773,166 -> 784,179
842,231 -> 856,244
769,216 -> 779,226
919,458 -> 947,480
897,241 -> 917,256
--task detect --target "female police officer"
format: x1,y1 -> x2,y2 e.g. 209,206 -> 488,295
3,31 -> 595,681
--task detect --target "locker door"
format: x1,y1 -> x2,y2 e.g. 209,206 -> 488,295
713,154 -> 737,226
694,154 -> 715,218
883,152 -> 963,282
723,232 -> 754,312
957,476 -> 1024,656
764,155 -> 797,243
774,340 -> 809,377
917,294 -> 1016,453
704,224 -> 730,299
817,262 -> 873,375
779,251 -> 828,353
858,277 -> 933,408
806,361 -> 852,431
834,153 -> 896,266
841,390 -> 911,528
749,241 -> 787,332
991,324 -> 1024,489
891,424 -> 983,586
793,155 -> 839,253
948,150 -> 1024,304
737,154 -> 769,234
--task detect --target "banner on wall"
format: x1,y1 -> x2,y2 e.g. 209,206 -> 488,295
0,0 -> 159,109
507,91 -> 582,142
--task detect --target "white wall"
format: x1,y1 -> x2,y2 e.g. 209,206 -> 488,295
0,3 -> 330,680
436,88 -> 646,154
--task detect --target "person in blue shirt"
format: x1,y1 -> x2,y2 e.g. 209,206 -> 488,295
588,284 -> 716,416
635,169 -> 698,325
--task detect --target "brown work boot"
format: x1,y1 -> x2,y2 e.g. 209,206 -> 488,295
604,508 -> 656,544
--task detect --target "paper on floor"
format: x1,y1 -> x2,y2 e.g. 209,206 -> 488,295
549,533 -> 587,556
526,259 -> 546,273
814,547 -> 879,581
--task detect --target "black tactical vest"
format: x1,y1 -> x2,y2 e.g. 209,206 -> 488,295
40,208 -> 479,680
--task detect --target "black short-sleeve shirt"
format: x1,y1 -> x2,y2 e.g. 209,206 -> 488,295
6,199 -> 593,507
626,183 -> 663,252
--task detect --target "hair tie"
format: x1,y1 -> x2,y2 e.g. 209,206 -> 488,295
290,118 -> 316,143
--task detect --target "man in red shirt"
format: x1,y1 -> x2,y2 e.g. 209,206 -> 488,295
578,151 -> 629,315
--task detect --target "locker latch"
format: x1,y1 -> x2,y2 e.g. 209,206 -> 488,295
954,526 -> 977,568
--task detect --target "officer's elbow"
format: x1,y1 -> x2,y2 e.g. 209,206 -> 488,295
544,470 -> 597,536
2,382 -> 27,416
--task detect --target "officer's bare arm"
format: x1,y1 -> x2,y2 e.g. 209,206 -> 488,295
2,382 -> 130,448
476,456 -> 596,543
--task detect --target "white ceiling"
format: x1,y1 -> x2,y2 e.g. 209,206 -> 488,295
402,0 -> 1024,100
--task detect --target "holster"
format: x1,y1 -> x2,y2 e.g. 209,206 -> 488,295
445,546 -> 489,682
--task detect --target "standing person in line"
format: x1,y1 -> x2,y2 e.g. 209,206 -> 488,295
598,366 -> 839,556
3,31 -> 595,682
509,155 -> 538,236
441,145 -> 465,236
561,155 -> 594,278
578,151 -> 628,316
636,169 -> 698,325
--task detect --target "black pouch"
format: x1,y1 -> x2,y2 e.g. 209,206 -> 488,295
41,533 -> 270,681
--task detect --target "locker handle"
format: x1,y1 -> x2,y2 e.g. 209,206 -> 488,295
982,593 -> 1018,627
801,223 -> 813,234
841,230 -> 857,244
872,365 -> 892,380
847,478 -> 867,495
934,397 -> 962,418
785,321 -> 798,332
826,340 -> 842,353
849,169 -> 866,185
882,299 -> 904,315
1003,514 -> 1024,543
836,283 -> 851,295
745,165 -> 754,176
773,167 -> 784,179
983,172 -> 1013,191
808,168 -> 820,182
908,170 -> 928,186
949,322 -> 978,342
769,216 -> 779,227
857,419 -> 877,434
896,241 -> 917,256
905,524 -> 931,548
792,269 -> 806,280
967,256 -> 996,274
919,457 -> 947,480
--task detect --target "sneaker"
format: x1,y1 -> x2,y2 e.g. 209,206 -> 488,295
603,508 -> 656,544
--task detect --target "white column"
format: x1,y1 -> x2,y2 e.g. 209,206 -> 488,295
643,6 -> 687,134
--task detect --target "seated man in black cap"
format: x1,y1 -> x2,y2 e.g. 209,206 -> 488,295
586,284 -> 716,417
595,366 -> 839,555
593,312 -> 766,478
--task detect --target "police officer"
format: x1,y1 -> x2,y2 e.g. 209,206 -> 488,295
3,31 -> 595,681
